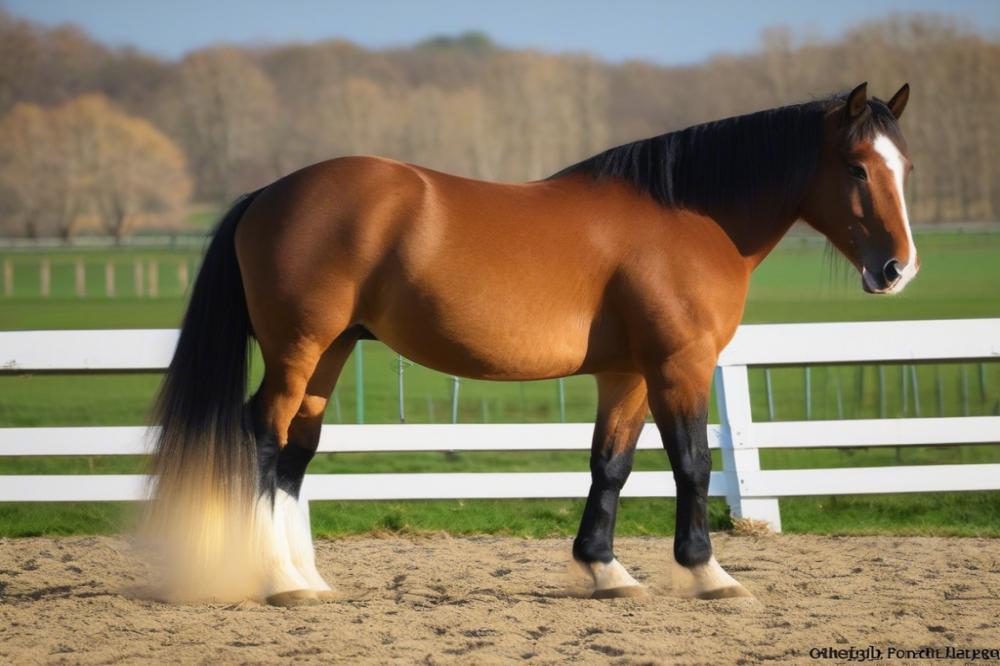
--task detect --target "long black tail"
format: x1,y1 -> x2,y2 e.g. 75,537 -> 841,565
147,189 -> 262,530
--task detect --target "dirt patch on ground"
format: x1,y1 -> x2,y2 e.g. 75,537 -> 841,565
0,534 -> 998,664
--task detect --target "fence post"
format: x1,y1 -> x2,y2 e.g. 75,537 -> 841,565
397,353 -> 406,423
834,368 -> 844,419
854,366 -> 864,418
40,258 -> 50,297
354,340 -> 364,424
901,364 -> 908,416
74,258 -> 86,298
451,376 -> 461,423
715,364 -> 782,532
133,260 -> 144,297
961,365 -> 970,416
557,378 -> 566,422
3,259 -> 12,297
804,366 -> 812,420
148,260 -> 159,298
878,365 -> 887,418
105,262 -> 116,298
935,366 -> 945,417
980,363 -> 989,403
177,260 -> 189,295
764,368 -> 775,421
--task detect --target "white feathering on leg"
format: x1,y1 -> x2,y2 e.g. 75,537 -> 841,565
580,558 -> 646,598
276,489 -> 333,594
253,492 -> 313,601
668,556 -> 752,599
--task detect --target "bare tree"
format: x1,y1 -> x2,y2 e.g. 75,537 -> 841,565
0,102 -> 70,237
0,95 -> 191,238
54,95 -> 191,238
157,48 -> 278,203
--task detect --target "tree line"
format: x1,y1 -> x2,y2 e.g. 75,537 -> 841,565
0,10 -> 997,238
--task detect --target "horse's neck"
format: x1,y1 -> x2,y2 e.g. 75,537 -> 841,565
713,209 -> 799,269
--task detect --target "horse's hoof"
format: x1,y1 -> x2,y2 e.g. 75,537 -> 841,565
592,585 -> 649,600
265,589 -> 320,607
315,589 -> 341,602
669,555 -> 752,600
696,585 -> 753,600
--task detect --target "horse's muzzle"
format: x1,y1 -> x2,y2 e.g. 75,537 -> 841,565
862,257 -> 918,294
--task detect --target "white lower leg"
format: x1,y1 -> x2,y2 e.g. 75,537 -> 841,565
668,556 -> 751,599
254,493 -> 312,600
581,558 -> 645,597
277,489 -> 333,593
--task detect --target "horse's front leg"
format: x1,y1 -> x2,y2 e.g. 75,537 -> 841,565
573,372 -> 649,598
644,344 -> 752,599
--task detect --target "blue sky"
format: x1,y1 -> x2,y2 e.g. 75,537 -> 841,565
4,0 -> 998,65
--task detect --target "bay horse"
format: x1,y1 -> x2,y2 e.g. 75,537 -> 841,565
145,82 -> 916,605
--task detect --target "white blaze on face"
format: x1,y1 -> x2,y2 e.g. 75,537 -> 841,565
872,134 -> 918,293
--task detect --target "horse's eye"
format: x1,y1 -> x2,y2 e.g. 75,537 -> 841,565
848,164 -> 867,181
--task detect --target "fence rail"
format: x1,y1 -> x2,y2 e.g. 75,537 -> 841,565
1,319 -> 999,532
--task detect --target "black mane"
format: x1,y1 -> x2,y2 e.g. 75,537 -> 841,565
555,93 -> 904,222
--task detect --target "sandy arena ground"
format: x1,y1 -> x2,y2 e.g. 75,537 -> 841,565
1,533 -> 998,664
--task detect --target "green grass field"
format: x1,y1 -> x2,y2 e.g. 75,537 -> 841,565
1,229 -> 999,537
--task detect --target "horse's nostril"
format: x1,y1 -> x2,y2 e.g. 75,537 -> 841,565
883,259 -> 902,283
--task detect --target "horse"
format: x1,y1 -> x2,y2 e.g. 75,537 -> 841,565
144,81 -> 916,606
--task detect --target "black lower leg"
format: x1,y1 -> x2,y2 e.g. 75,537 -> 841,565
249,395 -> 283,502
255,426 -> 280,501
662,410 -> 713,567
573,449 -> 634,563
275,444 -> 314,499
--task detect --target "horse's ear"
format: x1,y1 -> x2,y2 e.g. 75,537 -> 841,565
887,83 -> 910,119
846,82 -> 868,121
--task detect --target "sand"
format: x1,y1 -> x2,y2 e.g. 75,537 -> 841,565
1,533 -> 998,664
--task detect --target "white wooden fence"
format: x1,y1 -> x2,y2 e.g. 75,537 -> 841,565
1,320 -> 999,532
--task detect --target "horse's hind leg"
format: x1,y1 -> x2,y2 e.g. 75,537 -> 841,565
249,337 -> 325,606
273,328 -> 362,600
573,372 -> 649,598
250,324 -> 362,607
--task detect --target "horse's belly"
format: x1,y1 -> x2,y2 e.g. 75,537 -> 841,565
366,287 -> 596,380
